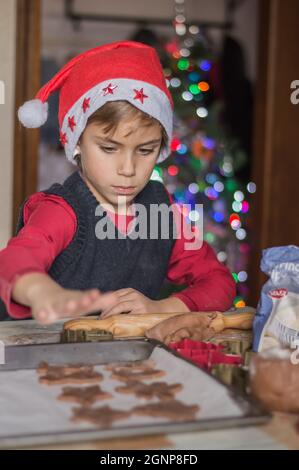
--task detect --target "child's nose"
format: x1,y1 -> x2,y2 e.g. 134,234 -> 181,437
117,154 -> 136,177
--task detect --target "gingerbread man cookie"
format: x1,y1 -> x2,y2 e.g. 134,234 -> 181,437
105,359 -> 155,373
58,385 -> 112,405
110,368 -> 165,382
71,405 -> 131,427
115,381 -> 183,400
37,362 -> 94,376
38,367 -> 103,386
132,400 -> 200,421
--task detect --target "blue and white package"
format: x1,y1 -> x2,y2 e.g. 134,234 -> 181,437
253,245 -> 299,352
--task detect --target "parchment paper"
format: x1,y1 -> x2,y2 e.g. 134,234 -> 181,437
0,347 -> 245,440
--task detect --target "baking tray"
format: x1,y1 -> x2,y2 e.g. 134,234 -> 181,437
0,339 -> 270,448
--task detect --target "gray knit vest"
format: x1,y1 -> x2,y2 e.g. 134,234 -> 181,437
0,171 -> 176,320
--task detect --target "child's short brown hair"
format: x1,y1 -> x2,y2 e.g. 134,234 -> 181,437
75,100 -> 168,170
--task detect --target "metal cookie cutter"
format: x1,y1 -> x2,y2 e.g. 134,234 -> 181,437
61,328 -> 113,343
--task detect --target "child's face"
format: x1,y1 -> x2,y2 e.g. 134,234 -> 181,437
78,118 -> 163,211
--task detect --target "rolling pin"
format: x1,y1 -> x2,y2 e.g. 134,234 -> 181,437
63,310 -> 254,338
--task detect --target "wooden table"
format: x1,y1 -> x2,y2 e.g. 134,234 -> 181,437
0,319 -> 298,450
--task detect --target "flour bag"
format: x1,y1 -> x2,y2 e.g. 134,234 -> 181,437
253,245 -> 299,352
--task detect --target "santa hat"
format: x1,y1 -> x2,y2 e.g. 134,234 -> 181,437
17,41 -> 174,164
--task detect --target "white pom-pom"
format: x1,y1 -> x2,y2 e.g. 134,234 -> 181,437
18,99 -> 48,128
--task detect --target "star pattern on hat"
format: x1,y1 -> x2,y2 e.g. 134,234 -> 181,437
82,97 -> 90,113
133,88 -> 148,104
60,132 -> 68,146
68,116 -> 76,132
102,83 -> 117,96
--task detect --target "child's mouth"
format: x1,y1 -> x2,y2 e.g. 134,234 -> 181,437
111,186 -> 136,195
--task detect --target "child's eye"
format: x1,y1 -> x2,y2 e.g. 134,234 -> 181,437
139,148 -> 154,155
101,146 -> 116,153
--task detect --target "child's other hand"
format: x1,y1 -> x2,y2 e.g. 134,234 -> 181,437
99,288 -> 189,318
30,285 -> 118,325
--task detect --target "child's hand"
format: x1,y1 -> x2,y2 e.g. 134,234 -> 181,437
100,288 -> 189,318
30,284 -> 118,325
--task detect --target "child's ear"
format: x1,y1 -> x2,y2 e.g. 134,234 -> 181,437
73,145 -> 81,157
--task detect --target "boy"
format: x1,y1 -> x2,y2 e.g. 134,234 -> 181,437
0,41 -> 235,324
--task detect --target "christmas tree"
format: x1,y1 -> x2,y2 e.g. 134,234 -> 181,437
150,21 -> 255,307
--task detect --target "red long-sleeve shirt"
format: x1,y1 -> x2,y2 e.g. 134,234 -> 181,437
0,191 -> 236,319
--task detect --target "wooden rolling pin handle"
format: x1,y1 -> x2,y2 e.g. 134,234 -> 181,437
221,312 -> 254,330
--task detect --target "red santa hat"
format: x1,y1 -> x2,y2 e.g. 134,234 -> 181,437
17,41 -> 174,164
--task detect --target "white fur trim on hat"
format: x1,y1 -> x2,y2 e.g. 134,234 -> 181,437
18,99 -> 48,128
60,78 -> 173,165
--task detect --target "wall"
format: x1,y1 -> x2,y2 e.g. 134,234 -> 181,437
0,0 -> 16,247
41,0 -> 258,81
